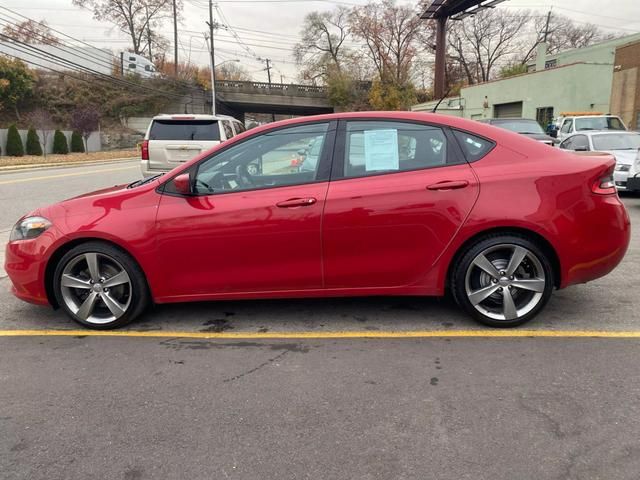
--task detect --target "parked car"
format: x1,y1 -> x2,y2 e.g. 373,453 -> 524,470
140,114 -> 245,178
477,118 -> 557,146
5,112 -> 630,330
557,114 -> 627,141
559,131 -> 640,192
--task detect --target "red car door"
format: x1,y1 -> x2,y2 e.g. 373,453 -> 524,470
322,120 -> 482,290
154,122 -> 335,300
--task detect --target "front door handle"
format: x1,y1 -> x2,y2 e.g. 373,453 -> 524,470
276,197 -> 317,208
427,180 -> 469,191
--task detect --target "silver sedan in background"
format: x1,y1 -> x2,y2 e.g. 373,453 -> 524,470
559,130 -> 640,192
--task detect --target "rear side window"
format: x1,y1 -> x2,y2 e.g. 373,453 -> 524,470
343,121 -> 449,178
149,120 -> 221,141
452,130 -> 495,162
234,122 -> 246,134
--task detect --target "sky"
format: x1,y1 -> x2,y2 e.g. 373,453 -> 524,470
2,0 -> 640,83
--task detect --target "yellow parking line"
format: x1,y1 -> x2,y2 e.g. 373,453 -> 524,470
1,329 -> 640,339
0,165 -> 138,185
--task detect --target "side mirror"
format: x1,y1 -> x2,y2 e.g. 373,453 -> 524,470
173,173 -> 192,195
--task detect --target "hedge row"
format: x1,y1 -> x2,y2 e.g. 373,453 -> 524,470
2,125 -> 84,156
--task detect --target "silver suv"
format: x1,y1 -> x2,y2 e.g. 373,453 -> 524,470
140,114 -> 245,178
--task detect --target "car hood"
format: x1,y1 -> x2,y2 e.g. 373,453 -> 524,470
601,150 -> 637,165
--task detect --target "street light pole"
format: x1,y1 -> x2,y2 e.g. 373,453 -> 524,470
207,0 -> 217,115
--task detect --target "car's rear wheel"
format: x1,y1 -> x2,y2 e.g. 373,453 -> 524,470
53,242 -> 149,329
451,234 -> 554,328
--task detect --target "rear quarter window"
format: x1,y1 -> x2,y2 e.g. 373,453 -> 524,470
452,130 -> 495,162
149,120 -> 221,141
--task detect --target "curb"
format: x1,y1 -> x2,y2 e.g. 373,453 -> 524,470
0,156 -> 139,172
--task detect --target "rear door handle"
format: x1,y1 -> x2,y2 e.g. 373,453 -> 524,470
427,180 -> 469,191
276,197 -> 317,208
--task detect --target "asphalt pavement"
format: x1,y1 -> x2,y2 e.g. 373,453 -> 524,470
1,161 -> 640,479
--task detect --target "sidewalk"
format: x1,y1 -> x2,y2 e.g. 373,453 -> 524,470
0,151 -> 139,172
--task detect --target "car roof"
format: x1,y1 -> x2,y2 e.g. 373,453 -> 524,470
151,114 -> 236,121
564,130 -> 638,137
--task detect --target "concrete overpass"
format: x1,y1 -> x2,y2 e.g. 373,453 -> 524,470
212,80 -> 334,120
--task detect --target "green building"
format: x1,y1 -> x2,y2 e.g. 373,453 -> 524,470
412,33 -> 640,127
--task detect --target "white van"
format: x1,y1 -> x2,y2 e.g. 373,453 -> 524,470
121,52 -> 159,78
140,114 -> 246,178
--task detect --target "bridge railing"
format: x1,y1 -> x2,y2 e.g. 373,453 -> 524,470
215,80 -> 329,97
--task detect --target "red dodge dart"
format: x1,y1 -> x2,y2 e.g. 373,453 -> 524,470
5,112 -> 631,329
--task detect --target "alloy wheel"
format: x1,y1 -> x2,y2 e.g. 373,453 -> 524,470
59,252 -> 132,325
464,244 -> 547,322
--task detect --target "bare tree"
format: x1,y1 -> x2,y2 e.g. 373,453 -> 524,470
28,109 -> 54,158
294,7 -> 351,83
2,19 -> 60,45
520,13 -> 616,64
72,0 -> 177,57
446,9 -> 531,84
349,0 -> 425,85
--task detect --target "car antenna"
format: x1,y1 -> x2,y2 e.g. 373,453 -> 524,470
432,87 -> 453,113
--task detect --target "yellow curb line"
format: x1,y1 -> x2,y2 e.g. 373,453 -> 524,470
2,330 -> 640,339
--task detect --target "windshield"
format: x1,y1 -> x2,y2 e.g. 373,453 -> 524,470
575,117 -> 626,132
592,133 -> 640,151
493,120 -> 544,135
149,120 -> 220,141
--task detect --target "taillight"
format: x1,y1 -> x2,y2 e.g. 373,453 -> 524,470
141,140 -> 149,161
592,166 -> 616,195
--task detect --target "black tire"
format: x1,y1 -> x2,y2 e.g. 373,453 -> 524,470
53,241 -> 150,329
450,233 -> 555,328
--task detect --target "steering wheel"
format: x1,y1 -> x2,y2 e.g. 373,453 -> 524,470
235,164 -> 254,188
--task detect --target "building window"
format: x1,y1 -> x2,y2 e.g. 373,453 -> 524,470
536,107 -> 554,128
545,59 -> 557,69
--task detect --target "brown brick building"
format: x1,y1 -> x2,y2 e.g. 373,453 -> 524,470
610,39 -> 640,130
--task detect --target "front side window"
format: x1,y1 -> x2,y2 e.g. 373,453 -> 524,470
572,135 -> 590,150
561,119 -> 573,134
192,123 -> 329,195
343,121 -> 448,178
149,120 -> 220,141
222,121 -> 234,139
234,122 -> 246,134
559,138 -> 573,149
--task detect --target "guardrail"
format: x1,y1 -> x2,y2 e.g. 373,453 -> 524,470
215,80 -> 329,97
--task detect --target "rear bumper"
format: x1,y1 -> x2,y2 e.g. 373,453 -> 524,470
559,195 -> 631,288
140,160 -> 169,178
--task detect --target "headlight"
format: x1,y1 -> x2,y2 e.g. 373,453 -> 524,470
9,216 -> 52,241
615,164 -> 631,172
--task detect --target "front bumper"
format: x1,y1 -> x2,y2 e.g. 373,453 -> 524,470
4,229 -> 63,306
627,174 -> 640,192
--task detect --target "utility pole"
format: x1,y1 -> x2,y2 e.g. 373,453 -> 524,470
172,0 -> 178,75
264,58 -> 275,121
207,0 -> 217,115
145,4 -> 152,61
543,10 -> 552,42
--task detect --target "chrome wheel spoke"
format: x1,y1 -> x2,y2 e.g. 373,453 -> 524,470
76,292 -> 99,320
506,246 -> 527,277
502,288 -> 518,320
512,278 -> 545,293
102,271 -> 130,288
468,284 -> 501,306
85,253 -> 101,282
99,292 -> 126,318
472,254 -> 501,279
61,274 -> 92,289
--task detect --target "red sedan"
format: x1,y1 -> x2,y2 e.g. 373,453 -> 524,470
5,112 -> 630,329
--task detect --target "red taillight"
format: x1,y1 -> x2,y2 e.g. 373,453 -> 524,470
592,166 -> 616,195
141,140 -> 149,161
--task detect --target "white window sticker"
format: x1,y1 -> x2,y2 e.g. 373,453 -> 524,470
364,129 -> 399,171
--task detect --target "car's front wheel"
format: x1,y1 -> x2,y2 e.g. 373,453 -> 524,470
53,242 -> 150,329
451,234 -> 554,328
